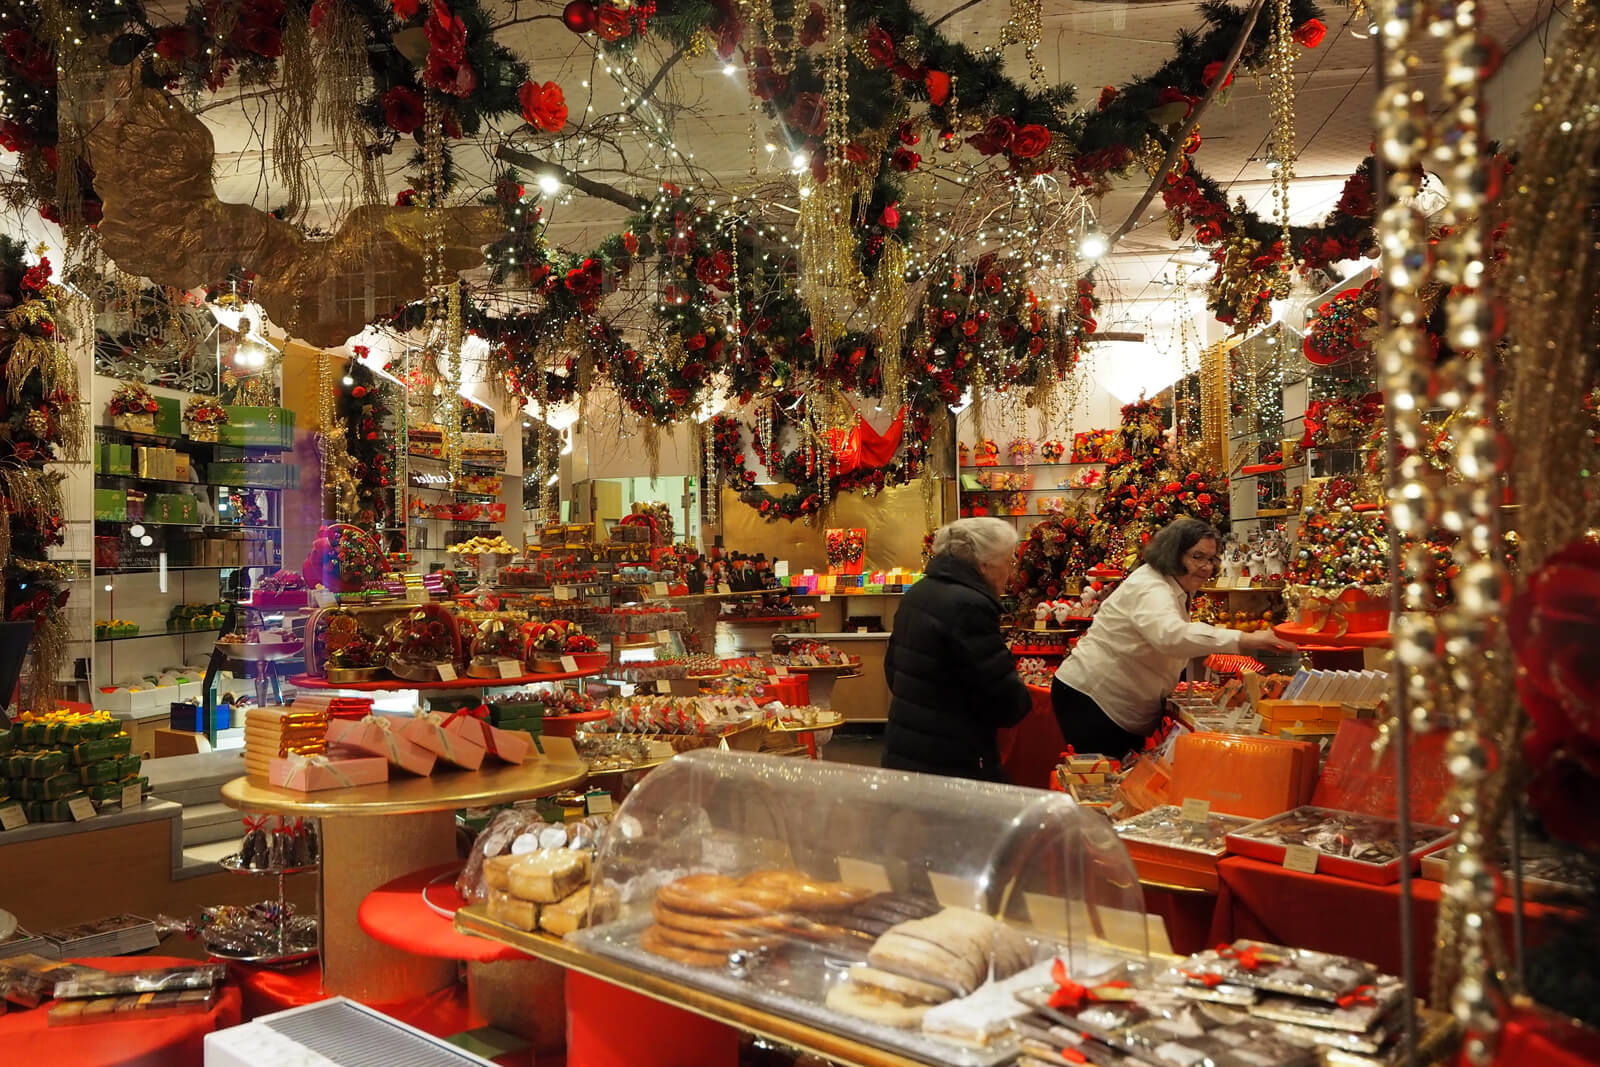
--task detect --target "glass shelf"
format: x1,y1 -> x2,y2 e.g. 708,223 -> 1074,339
95,625 -> 225,643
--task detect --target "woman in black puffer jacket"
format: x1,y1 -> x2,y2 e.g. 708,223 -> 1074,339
882,517 -> 1031,781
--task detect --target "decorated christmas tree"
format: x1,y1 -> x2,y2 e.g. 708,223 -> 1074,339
1014,400 -> 1228,606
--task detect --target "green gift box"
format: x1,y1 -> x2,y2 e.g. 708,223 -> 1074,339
105,734 -> 133,759
153,395 -> 182,437
39,772 -> 80,800
23,750 -> 66,778
220,406 -> 295,448
22,800 -> 43,822
494,716 -> 544,737
0,729 -> 13,756
79,760 -> 119,786
38,793 -> 84,821
116,754 -> 142,778
94,489 -> 127,522
489,702 -> 544,725
68,738 -> 114,766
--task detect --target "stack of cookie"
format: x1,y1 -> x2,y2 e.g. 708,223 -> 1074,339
641,869 -> 881,968
826,908 -> 1035,1029
482,848 -> 593,937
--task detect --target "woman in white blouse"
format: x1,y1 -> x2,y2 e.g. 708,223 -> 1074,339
1052,518 -> 1293,755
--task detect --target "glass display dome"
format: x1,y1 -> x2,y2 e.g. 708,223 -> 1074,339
575,749 -> 1148,1065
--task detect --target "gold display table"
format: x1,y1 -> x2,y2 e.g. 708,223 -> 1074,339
220,756 -> 586,1002
454,905 -> 931,1067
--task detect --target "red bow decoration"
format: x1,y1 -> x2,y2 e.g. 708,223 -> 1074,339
243,815 -> 270,834
1179,968 -> 1224,987
1216,943 -> 1276,971
1047,959 -> 1131,1011
443,704 -> 499,757
1337,984 -> 1378,1008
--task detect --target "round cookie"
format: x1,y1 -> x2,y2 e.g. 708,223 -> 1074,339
652,899 -> 791,937
649,921 -> 778,954
739,870 -> 879,912
657,873 -> 791,917
640,924 -> 732,968
824,980 -> 934,1029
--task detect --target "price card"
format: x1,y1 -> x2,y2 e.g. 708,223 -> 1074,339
121,783 -> 143,810
927,871 -> 980,908
803,568 -> 814,577
655,630 -> 670,645
1024,892 -> 1070,935
1034,621 -> 1048,632
856,626 -> 868,634
585,791 -> 615,815
646,740 -> 676,759
68,796 -> 97,822
554,585 -> 575,601
1282,844 -> 1320,874
774,665 -> 789,677
652,581 -> 670,596
497,659 -> 523,679
774,560 -> 790,578
1180,797 -> 1212,823
836,857 -> 892,893
0,803 -> 26,830
820,594 -> 831,602
716,583 -> 732,595
436,663 -> 458,682
560,654 -> 579,673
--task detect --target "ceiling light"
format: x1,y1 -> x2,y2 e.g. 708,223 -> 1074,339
1079,231 -> 1109,260
537,173 -> 562,196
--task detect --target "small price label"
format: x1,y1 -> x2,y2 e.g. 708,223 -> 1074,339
716,583 -> 732,595
554,585 -> 574,601
560,654 -> 579,673
436,663 -> 458,682
837,857 -> 892,893
1282,844 -> 1320,874
652,581 -> 669,596
655,630 -> 669,644
68,796 -> 97,822
585,791 -> 615,815
856,626 -> 868,634
0,803 -> 26,830
497,659 -> 522,679
121,783 -> 143,810
774,560 -> 790,578
774,665 -> 789,677
1034,621 -> 1049,632
820,594 -> 831,602
1180,798 -> 1212,823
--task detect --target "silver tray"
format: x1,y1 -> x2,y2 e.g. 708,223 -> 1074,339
218,854 -> 320,876
204,944 -> 318,967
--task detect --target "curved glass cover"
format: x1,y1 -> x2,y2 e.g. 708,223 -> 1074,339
577,750 -> 1148,1065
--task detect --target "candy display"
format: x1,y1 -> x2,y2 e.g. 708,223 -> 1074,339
4,710 -> 140,820
1225,806 -> 1453,885
768,641 -> 859,669
233,816 -> 320,871
385,605 -> 462,681
468,618 -> 523,677
188,901 -> 317,962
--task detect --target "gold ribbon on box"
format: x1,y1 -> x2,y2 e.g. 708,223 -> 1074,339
280,753 -> 353,791
363,714 -> 401,763
1299,594 -> 1350,637
414,711 -> 455,762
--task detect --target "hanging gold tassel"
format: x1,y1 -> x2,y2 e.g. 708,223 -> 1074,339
314,0 -> 383,209
874,237 -> 909,411
273,7 -> 316,224
643,422 -> 662,481
22,601 -> 71,714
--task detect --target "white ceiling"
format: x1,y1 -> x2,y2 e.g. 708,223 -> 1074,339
168,0 -> 1554,333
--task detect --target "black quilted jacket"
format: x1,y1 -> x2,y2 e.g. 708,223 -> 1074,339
881,552 -> 1031,781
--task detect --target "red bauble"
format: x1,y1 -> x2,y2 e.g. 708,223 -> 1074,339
562,0 -> 597,32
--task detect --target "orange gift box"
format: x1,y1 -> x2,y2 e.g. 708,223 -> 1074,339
269,754 -> 388,792
1167,732 -> 1317,819
440,712 -> 531,765
401,712 -> 487,770
1116,757 -> 1172,814
326,715 -> 436,776
1258,699 -> 1344,725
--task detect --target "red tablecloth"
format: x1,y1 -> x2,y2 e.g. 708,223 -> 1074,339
0,955 -> 242,1067
1210,856 -> 1573,989
998,684 -> 1064,790
358,862 -> 526,963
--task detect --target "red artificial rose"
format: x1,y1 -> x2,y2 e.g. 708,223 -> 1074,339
423,0 -> 477,97
791,92 -> 826,137
897,120 -> 921,146
382,86 -> 425,133
1010,124 -> 1051,160
1293,18 -> 1327,48
880,201 -> 900,229
595,6 -> 631,42
1526,742 -> 1600,851
1512,539 -> 1600,749
968,116 -> 1015,156
519,80 -> 568,132
865,26 -> 895,67
1203,61 -> 1234,89
352,385 -> 367,398
749,48 -> 788,100
799,3 -> 825,47
564,257 -> 604,297
154,26 -> 196,61
890,147 -> 920,172
393,0 -> 421,18
623,231 -> 639,255
235,24 -> 283,58
845,142 -> 869,165
1337,172 -> 1374,217
1195,219 -> 1223,244
395,188 -> 418,206
3,29 -> 55,87
1097,85 -> 1118,110
696,251 -> 732,289
924,69 -> 951,106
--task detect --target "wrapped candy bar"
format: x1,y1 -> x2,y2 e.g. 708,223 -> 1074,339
21,749 -> 67,778
1226,807 -> 1453,885
1248,974 -> 1404,1035
53,962 -> 226,998
48,989 -> 220,1025
1195,941 -> 1378,1003
78,760 -> 120,786
0,955 -> 106,1008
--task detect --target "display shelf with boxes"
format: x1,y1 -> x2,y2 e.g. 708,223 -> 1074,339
457,749 -> 1151,1066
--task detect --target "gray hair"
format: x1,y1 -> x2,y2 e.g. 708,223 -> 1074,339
933,517 -> 1019,568
1142,517 -> 1223,577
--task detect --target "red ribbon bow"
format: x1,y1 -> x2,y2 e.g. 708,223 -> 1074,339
243,815 -> 270,834
1180,968 -> 1224,987
1337,984 -> 1378,1008
443,704 -> 498,757
1047,959 -> 1131,1011
1217,943 -> 1270,971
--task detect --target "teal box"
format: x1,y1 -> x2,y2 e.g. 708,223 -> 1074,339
153,396 -> 182,437
220,407 -> 295,449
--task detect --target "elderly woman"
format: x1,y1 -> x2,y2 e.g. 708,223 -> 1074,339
1053,517 -> 1293,754
883,517 -> 1031,781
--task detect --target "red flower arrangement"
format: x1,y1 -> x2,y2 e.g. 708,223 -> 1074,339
519,80 -> 568,132
107,382 -> 159,417
423,0 -> 477,97
382,86 -> 424,134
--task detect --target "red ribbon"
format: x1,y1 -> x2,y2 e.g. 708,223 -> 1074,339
443,704 -> 499,757
1337,984 -> 1378,1008
1047,959 -> 1131,1011
1180,968 -> 1224,987
1216,943 -> 1274,971
243,815 -> 270,834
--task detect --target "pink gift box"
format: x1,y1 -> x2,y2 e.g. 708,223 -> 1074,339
269,755 -> 388,792
401,713 -> 487,770
326,716 -> 437,776
441,714 -> 531,765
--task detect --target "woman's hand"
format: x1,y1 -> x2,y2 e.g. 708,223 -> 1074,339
1240,630 -> 1296,655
